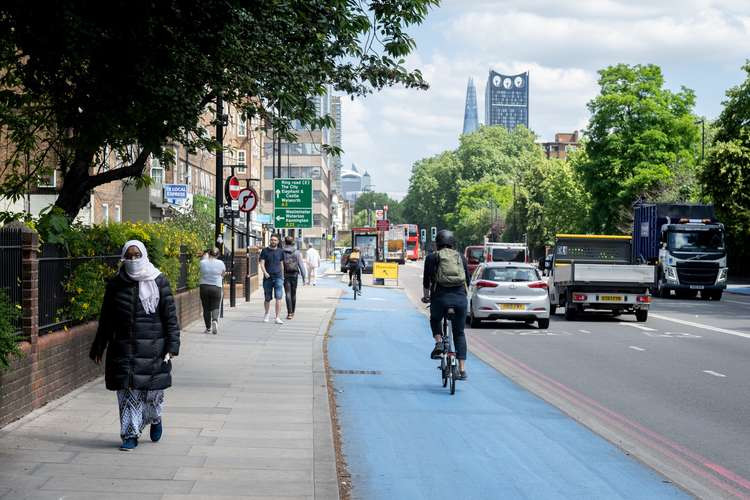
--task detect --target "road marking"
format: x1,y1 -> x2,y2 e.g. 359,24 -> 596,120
579,329 -> 591,334
703,370 -> 727,378
618,322 -> 657,331
724,299 -> 750,306
628,346 -> 646,351
650,313 -> 750,339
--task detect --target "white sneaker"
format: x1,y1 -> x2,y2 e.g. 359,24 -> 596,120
204,328 -> 211,334
263,314 -> 270,323
274,317 -> 284,325
211,320 -> 219,335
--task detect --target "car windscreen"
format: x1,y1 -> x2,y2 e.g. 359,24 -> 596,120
407,241 -> 416,251
484,267 -> 538,282
668,230 -> 724,253
491,248 -> 525,262
467,248 -> 483,263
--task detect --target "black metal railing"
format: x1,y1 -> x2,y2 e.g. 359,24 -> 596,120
0,227 -> 23,337
38,245 -> 120,335
177,245 -> 189,292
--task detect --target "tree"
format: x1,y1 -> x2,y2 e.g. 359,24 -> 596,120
445,181 -> 512,248
0,0 -> 438,219
700,62 -> 750,273
353,191 -> 403,223
401,151 -> 460,231
456,125 -> 542,184
577,64 -> 700,232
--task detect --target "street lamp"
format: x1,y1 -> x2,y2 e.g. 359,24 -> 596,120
695,118 -> 706,163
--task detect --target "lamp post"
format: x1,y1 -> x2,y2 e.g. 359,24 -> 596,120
695,118 -> 706,163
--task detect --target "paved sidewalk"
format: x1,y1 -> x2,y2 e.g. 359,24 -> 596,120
0,283 -> 341,500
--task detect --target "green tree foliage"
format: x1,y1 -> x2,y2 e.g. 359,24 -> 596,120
353,191 -> 404,224
0,0 -> 438,219
456,125 -> 543,183
578,64 -> 700,232
401,151 -> 460,231
446,181 -> 512,248
700,62 -> 750,271
0,290 -> 24,372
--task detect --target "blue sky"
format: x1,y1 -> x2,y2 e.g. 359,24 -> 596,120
340,0 -> 750,198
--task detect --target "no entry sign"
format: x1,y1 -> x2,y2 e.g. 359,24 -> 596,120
237,187 -> 258,213
225,176 -> 241,200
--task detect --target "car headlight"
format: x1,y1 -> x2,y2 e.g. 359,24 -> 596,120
718,268 -> 728,281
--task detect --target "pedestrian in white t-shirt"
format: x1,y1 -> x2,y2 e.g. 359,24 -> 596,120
305,245 -> 321,286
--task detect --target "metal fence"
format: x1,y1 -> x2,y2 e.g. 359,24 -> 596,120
37,245 -> 121,335
0,227 -> 23,337
177,246 -> 188,292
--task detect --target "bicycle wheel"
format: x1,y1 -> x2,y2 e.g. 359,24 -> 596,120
441,357 -> 447,387
449,358 -> 456,395
353,277 -> 358,300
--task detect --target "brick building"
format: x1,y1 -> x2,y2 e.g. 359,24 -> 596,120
542,131 -> 581,160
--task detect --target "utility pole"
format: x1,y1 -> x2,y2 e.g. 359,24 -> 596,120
214,95 -> 224,251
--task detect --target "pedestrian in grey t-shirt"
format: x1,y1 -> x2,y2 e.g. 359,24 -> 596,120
199,248 -> 226,334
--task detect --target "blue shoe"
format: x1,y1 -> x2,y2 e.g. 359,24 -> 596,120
150,421 -> 163,442
120,437 -> 138,451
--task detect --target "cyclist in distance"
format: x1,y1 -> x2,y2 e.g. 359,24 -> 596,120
422,229 -> 470,379
347,247 -> 366,288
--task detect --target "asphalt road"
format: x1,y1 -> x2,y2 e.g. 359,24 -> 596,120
399,260 -> 750,499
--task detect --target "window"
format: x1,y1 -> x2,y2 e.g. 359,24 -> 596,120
238,116 -> 246,136
237,150 -> 246,173
37,170 -> 57,188
150,157 -> 164,185
114,205 -> 121,223
102,203 -> 109,225
264,166 -> 274,179
483,267 -> 539,283
263,190 -> 273,202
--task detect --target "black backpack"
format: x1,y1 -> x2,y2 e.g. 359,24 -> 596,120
283,250 -> 299,275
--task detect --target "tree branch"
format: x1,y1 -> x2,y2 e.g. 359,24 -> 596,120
88,147 -> 151,188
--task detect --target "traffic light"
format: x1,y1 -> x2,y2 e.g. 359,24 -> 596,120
431,226 -> 437,242
420,228 -> 426,242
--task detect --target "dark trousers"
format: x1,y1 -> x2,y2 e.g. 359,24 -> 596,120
429,293 -> 468,360
284,275 -> 299,314
348,266 -> 362,285
199,284 -> 222,329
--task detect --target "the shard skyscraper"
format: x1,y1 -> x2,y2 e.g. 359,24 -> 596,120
462,77 -> 479,135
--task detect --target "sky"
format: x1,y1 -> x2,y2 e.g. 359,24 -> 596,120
339,0 -> 750,199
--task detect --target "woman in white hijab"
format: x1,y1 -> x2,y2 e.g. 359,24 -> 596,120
90,240 -> 181,451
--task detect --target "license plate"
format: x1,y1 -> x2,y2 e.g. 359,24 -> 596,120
690,285 -> 704,290
600,295 -> 623,302
500,303 -> 526,311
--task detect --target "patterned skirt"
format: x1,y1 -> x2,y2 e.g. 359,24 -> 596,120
116,389 -> 164,439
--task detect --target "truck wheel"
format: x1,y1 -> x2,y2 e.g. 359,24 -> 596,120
537,318 -> 550,329
564,305 -> 577,321
635,309 -> 648,322
709,290 -> 723,301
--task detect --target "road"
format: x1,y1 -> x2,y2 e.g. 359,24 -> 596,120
398,260 -> 750,499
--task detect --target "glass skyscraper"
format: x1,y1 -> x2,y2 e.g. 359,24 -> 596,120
462,77 -> 479,135
485,70 -> 529,130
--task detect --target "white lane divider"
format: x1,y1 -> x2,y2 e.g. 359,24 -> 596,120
703,370 -> 727,378
650,313 -> 750,340
628,346 -> 646,352
579,329 -> 591,334
724,299 -> 750,306
619,322 -> 657,332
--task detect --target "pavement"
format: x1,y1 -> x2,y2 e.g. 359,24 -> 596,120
0,276 -> 341,500
328,281 -> 688,499
727,284 -> 750,295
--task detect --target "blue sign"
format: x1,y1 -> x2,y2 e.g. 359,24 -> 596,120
164,184 -> 188,199
255,213 -> 272,224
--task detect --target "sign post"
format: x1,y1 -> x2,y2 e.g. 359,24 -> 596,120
273,179 -> 313,228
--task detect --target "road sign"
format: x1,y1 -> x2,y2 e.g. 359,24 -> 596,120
375,209 -> 384,220
164,184 -> 187,204
226,176 -> 241,200
231,199 -> 239,211
274,179 -> 312,228
376,220 -> 390,231
373,262 -> 399,280
431,226 -> 437,242
421,228 -> 426,243
237,187 -> 258,213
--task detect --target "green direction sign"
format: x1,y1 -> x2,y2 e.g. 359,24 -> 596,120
274,208 -> 312,228
274,179 -> 313,228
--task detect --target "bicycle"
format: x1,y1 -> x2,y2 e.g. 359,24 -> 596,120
423,299 -> 459,395
352,271 -> 361,301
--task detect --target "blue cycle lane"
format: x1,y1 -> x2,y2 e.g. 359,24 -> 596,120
327,282 -> 688,500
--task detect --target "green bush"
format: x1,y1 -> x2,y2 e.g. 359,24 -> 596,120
63,260 -> 117,322
0,290 -> 24,372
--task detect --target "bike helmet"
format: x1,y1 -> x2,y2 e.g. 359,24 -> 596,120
435,229 -> 455,249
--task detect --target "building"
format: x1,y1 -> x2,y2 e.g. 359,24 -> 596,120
260,92 -> 334,252
330,96 -> 343,195
542,131 -> 580,160
341,164 -> 363,202
462,77 -> 479,134
485,70 -> 529,130
362,171 -> 371,191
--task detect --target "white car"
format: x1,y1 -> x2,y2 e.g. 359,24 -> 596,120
467,262 -> 551,329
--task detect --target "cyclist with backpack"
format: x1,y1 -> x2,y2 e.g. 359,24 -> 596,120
282,236 -> 307,320
422,230 -> 470,379
347,247 -> 367,289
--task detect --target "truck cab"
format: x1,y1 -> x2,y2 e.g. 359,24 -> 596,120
484,242 -> 527,264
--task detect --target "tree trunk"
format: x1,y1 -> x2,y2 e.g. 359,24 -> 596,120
54,151 -> 95,220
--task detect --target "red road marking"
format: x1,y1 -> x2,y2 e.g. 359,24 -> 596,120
471,335 -> 750,499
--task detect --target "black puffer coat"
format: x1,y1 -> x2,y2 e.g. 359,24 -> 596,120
90,269 -> 181,390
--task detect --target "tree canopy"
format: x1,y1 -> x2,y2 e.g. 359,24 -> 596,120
353,191 -> 404,224
577,64 -> 700,232
0,0 -> 438,218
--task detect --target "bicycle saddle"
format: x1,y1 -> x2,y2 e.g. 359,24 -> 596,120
446,307 -> 456,319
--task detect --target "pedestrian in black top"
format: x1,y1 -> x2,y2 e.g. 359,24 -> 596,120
282,236 -> 307,320
260,234 -> 285,324
90,240 -> 181,451
422,230 -> 470,379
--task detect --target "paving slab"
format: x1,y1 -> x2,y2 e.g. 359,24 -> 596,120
0,281 -> 341,500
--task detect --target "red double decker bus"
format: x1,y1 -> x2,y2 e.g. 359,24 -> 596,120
406,224 -> 420,260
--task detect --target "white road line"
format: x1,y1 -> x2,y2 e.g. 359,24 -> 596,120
703,370 -> 727,378
724,299 -> 750,306
618,322 -> 657,332
628,346 -> 646,352
650,313 -> 750,340
579,329 -> 591,334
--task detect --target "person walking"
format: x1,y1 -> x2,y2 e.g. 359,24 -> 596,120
199,247 -> 226,335
89,240 -> 180,451
260,234 -> 285,324
282,236 -> 307,320
305,244 -> 321,285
